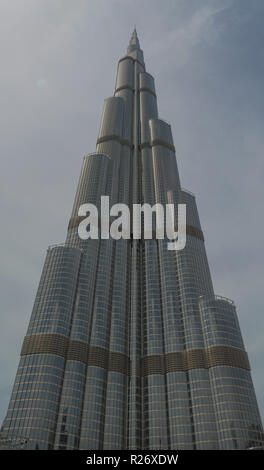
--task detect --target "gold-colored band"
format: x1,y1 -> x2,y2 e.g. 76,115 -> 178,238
21,334 -> 250,374
96,135 -> 134,149
118,56 -> 145,69
114,86 -> 156,97
142,346 -> 250,375
140,140 -> 176,153
139,87 -> 156,98
115,85 -> 134,93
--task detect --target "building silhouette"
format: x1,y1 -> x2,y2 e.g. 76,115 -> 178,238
1,29 -> 263,450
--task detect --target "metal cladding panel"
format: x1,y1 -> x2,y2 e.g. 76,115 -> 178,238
69,240 -> 101,342
149,118 -> 174,145
70,153 -> 109,217
198,295 -> 262,449
199,296 -> 245,350
118,145 -> 131,204
27,245 -> 82,337
141,147 -> 155,205
115,57 -> 134,91
139,72 -> 156,94
127,48 -> 144,65
114,88 -> 133,141
140,87 -> 158,143
98,96 -> 124,138
180,189 -> 202,231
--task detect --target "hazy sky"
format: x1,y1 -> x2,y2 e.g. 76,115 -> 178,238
0,0 -> 264,425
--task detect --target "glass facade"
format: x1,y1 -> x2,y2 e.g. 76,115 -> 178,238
1,29 -> 263,450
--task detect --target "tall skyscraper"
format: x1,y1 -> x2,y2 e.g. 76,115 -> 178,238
1,29 -> 263,451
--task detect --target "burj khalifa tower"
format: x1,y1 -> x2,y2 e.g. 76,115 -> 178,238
1,29 -> 263,450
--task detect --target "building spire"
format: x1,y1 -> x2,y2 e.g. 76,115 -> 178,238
126,26 -> 144,67
128,25 -> 140,50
